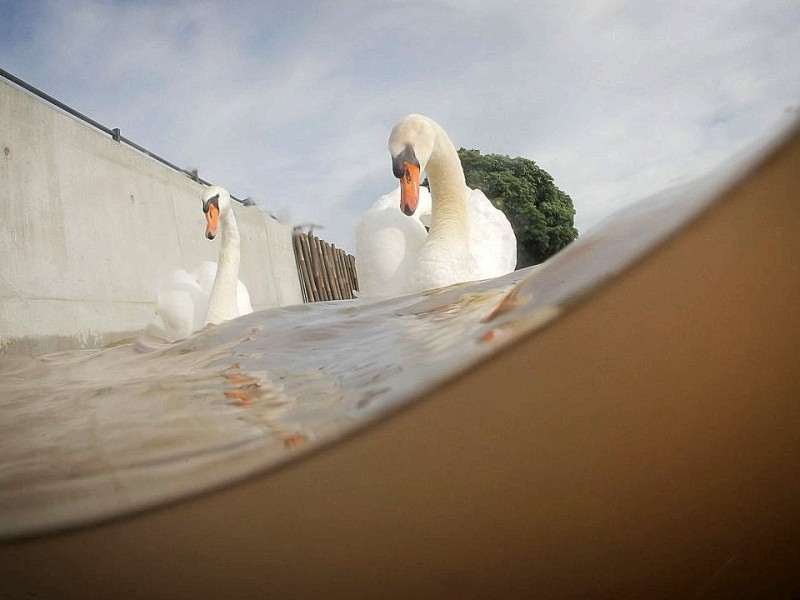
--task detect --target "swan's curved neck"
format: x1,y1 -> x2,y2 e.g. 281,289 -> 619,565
425,123 -> 468,243
205,207 -> 241,324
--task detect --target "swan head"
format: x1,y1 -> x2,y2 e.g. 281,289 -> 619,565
202,185 -> 232,240
388,114 -> 436,216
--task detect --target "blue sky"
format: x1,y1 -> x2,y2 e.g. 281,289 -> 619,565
2,0 -> 798,251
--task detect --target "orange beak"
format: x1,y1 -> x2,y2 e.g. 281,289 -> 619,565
205,203 -> 219,239
399,161 -> 420,216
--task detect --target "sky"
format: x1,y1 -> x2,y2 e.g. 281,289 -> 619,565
1,0 -> 798,252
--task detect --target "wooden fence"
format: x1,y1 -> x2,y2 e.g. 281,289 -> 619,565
292,231 -> 359,302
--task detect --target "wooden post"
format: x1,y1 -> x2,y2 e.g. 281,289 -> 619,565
336,248 -> 353,299
347,254 -> 358,292
301,234 -> 320,302
292,234 -> 311,303
310,235 -> 331,300
322,239 -> 342,301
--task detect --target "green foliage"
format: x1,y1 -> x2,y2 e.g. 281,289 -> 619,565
457,148 -> 578,268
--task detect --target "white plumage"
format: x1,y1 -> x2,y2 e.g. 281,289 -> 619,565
146,186 -> 253,342
356,114 -> 516,298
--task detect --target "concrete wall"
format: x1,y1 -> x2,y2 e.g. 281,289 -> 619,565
0,79 -> 303,355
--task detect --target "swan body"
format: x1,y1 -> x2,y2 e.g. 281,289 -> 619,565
356,114 -> 516,297
355,186 -> 431,298
146,185 -> 253,342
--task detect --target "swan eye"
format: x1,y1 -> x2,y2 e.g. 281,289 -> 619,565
203,194 -> 220,214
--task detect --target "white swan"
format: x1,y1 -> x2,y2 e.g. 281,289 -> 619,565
146,185 -> 253,342
356,114 -> 516,297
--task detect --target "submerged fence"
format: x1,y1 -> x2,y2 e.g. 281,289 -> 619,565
292,231 -> 359,302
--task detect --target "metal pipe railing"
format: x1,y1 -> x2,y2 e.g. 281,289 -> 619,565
0,67 -> 247,204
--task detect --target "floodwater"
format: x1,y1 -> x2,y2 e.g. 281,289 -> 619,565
0,271 -> 537,541
0,124 -> 781,542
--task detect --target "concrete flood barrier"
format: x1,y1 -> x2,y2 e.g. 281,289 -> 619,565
0,78 -> 303,355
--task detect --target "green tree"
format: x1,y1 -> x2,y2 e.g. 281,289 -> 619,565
457,148 -> 578,268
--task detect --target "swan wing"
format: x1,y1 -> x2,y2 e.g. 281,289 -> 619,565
467,187 -> 517,278
191,261 -> 219,293
236,280 -> 253,316
356,187 -> 429,298
146,269 -> 209,342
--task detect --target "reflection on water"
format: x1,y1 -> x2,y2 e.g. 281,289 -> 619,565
0,137 -> 767,540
